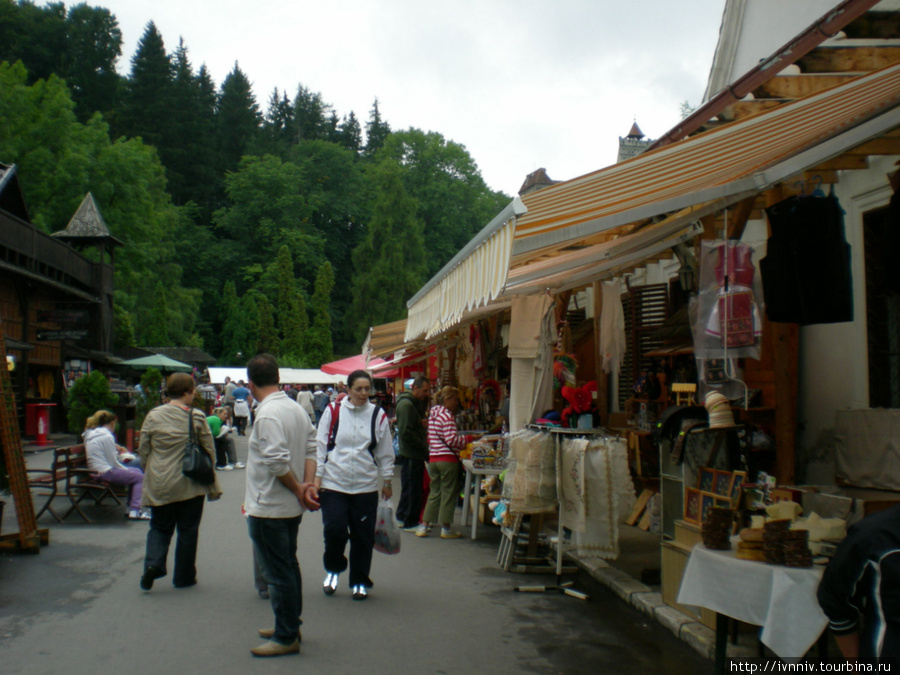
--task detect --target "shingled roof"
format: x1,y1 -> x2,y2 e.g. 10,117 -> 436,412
53,193 -> 123,246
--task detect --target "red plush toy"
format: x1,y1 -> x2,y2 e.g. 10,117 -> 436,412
560,381 -> 598,427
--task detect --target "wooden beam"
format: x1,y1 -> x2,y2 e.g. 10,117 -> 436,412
845,137 -> 900,156
797,46 -> 900,73
725,100 -> 785,121
754,74 -> 859,100
812,155 -> 870,171
726,195 -> 758,240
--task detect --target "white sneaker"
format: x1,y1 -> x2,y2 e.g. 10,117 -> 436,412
234,462 -> 245,469
222,464 -> 234,471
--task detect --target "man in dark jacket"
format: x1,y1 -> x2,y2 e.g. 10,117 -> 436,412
395,376 -> 431,530
817,504 -> 900,661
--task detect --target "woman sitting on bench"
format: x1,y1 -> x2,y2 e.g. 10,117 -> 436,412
84,410 -> 150,520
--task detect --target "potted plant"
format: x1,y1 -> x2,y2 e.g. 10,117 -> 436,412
66,370 -> 118,435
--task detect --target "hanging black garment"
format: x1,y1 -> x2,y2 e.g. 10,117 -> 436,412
760,193 -> 853,325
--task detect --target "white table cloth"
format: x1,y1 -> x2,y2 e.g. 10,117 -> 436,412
677,545 -> 828,659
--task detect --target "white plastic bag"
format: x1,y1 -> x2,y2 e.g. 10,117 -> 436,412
373,498 -> 401,555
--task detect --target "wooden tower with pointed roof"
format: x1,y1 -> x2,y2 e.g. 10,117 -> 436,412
51,193 -> 121,353
617,120 -> 654,163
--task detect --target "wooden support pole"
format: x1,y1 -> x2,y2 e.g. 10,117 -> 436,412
765,185 -> 798,484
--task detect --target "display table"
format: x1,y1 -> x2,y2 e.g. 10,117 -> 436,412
460,459 -> 505,540
677,545 -> 827,671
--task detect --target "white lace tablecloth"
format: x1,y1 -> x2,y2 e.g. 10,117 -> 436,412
677,545 -> 828,659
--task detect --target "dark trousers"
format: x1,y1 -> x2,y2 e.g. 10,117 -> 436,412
214,435 -> 237,467
248,515 -> 303,646
396,456 -> 425,527
144,495 -> 204,587
319,489 -> 378,588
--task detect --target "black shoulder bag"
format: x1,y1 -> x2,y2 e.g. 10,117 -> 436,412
182,409 -> 216,485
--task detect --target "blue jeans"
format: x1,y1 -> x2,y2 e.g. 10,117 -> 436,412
248,515 -> 303,645
319,489 -> 378,588
144,495 -> 204,587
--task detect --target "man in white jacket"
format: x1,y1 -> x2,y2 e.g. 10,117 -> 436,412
245,354 -> 319,658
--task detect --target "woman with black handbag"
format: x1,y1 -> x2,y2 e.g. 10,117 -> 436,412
138,372 -> 222,591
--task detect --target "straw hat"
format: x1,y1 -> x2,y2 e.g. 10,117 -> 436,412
704,391 -> 735,428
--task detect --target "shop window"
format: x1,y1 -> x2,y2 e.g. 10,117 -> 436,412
864,205 -> 900,408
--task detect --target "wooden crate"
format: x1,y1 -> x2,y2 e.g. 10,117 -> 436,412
661,540 -> 717,630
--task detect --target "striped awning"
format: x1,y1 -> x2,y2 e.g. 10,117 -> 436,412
405,202 -> 520,341
403,61 -> 900,342
513,61 -> 900,258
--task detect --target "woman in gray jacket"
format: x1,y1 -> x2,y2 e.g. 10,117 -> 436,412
138,372 -> 222,591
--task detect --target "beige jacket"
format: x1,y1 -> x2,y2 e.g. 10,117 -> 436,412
139,403 -> 222,507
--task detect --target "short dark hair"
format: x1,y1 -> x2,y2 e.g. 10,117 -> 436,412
247,353 -> 279,387
412,375 -> 431,389
166,372 -> 195,398
347,369 -> 372,389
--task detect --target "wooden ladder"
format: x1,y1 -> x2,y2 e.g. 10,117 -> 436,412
0,325 -> 46,552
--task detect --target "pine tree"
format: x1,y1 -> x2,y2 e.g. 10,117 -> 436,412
166,39 -> 215,206
364,98 -> 391,159
145,280 -> 171,346
293,84 -> 328,142
220,280 -> 245,363
63,4 -> 122,120
348,160 -> 425,341
339,111 -> 362,154
256,294 -> 279,355
240,291 -> 260,359
274,245 -> 308,360
119,22 -> 172,149
216,62 -> 261,175
306,260 -> 334,367
260,88 -> 294,157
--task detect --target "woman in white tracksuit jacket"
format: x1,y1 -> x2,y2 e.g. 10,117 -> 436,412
314,370 -> 393,600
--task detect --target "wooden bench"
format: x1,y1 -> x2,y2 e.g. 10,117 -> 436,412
27,445 -> 126,523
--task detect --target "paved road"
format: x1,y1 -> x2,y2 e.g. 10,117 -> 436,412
1,435 -> 710,674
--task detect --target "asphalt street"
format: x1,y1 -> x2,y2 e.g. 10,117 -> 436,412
0,434 -> 710,675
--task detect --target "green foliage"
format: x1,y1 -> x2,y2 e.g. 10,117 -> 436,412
377,128 -> 508,278
219,281 -> 246,365
66,370 -> 118,434
306,260 -> 334,367
216,63 -> 260,174
0,15 -> 511,365
144,281 -> 170,346
364,98 -> 390,159
348,160 -> 426,343
113,302 -> 136,351
119,21 -> 172,150
255,294 -> 278,355
214,154 -> 323,278
135,367 -> 163,430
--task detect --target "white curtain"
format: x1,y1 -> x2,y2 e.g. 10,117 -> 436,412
600,280 -> 627,375
508,294 -> 555,432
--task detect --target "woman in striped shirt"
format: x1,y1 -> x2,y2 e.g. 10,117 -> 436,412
417,386 -> 477,539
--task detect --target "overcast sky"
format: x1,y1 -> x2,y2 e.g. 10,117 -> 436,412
92,0 -> 726,195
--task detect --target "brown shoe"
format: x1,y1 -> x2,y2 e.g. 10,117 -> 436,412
250,639 -> 299,657
258,628 -> 302,642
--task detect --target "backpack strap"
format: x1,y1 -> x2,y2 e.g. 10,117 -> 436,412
325,403 -> 341,454
324,404 -> 382,463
